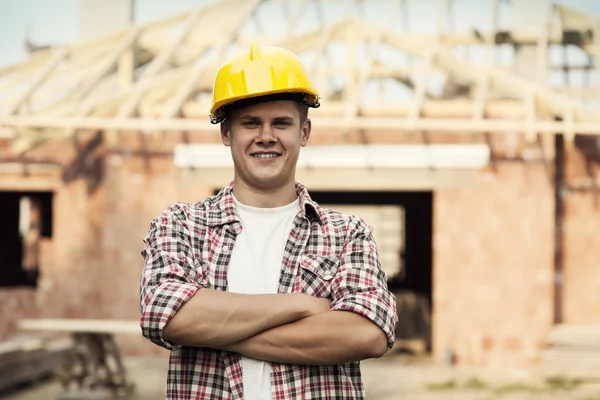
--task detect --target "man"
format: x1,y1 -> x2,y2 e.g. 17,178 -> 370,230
140,44 -> 398,400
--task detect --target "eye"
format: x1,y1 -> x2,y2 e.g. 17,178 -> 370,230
243,121 -> 259,128
274,121 -> 292,128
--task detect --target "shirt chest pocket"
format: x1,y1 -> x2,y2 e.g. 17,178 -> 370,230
299,255 -> 339,298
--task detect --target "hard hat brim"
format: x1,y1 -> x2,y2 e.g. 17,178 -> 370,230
210,89 -> 319,124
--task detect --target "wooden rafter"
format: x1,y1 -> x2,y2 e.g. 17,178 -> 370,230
75,28 -> 143,102
4,48 -> 68,115
116,8 -> 205,119
0,0 -> 598,154
382,24 -> 599,123
286,0 -> 310,36
161,0 -> 263,119
406,0 -> 453,125
3,114 -> 600,134
344,1 -> 401,121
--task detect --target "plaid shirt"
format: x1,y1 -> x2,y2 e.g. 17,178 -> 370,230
140,182 -> 398,399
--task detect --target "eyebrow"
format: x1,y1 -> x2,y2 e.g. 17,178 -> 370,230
238,115 -> 295,123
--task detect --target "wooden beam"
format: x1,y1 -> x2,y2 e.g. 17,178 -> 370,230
231,27 -> 582,50
4,48 -> 69,115
409,0 -> 453,124
536,16 -> 549,86
0,174 -> 60,191
344,21 -> 358,104
286,0 -> 309,36
181,98 -> 529,119
116,8 -> 205,119
10,66 -> 193,155
594,24 -> 600,100
344,32 -> 381,119
75,28 -> 142,101
564,103 -> 576,147
344,1 -> 401,121
162,0 -> 263,119
3,115 -> 600,134
382,25 -> 600,123
472,73 -> 489,120
524,88 -> 537,143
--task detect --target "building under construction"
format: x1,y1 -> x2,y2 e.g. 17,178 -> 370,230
0,0 -> 599,371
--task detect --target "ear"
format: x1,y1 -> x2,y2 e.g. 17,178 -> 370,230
300,118 -> 311,147
220,122 -> 231,146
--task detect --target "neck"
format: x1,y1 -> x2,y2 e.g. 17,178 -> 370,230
232,178 -> 298,208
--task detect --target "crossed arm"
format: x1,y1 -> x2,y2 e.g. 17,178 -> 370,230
161,289 -> 388,365
140,205 -> 397,366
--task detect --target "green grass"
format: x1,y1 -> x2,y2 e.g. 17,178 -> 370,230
463,377 -> 488,390
426,379 -> 457,391
544,375 -> 583,391
492,382 -> 542,395
425,374 -> 584,395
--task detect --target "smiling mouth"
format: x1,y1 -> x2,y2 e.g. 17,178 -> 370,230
251,152 -> 281,159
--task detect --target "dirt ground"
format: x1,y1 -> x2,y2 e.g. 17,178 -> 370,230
2,352 -> 600,400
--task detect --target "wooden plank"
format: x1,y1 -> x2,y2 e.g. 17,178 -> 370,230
162,0 -> 263,119
382,24 -> 599,123
406,0 -> 453,125
524,88 -> 537,143
116,8 -> 205,119
4,114 -> 600,134
183,98 -> 529,118
286,0 -> 309,36
4,48 -> 69,115
344,1 -> 400,120
75,27 -> 143,101
0,174 -> 59,191
536,15 -> 549,85
19,319 -> 141,334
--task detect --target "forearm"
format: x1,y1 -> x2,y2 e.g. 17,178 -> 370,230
221,310 -> 389,365
162,289 -> 314,348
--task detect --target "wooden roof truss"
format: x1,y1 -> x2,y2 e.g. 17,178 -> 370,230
0,0 -> 598,159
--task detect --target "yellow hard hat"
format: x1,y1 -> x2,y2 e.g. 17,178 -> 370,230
209,43 -> 320,124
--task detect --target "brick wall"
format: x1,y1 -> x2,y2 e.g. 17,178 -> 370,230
563,148 -> 600,325
2,141 -> 600,367
433,163 -> 554,367
92,154 -> 214,355
564,192 -> 600,324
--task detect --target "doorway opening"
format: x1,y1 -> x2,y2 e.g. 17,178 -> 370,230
0,191 -> 53,288
309,191 -> 434,352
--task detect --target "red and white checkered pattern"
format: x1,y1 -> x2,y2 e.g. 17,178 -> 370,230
140,182 -> 398,399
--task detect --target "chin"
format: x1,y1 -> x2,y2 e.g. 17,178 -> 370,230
249,174 -> 288,189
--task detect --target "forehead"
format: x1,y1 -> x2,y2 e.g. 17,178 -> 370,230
231,100 -> 300,119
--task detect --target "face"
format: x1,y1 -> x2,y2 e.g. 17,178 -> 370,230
221,100 -> 311,191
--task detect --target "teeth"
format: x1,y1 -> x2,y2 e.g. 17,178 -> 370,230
253,153 -> 278,159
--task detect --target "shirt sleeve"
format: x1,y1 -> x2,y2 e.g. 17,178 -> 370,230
329,217 -> 399,350
139,203 -> 201,350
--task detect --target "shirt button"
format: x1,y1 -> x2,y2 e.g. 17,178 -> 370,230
223,246 -> 230,252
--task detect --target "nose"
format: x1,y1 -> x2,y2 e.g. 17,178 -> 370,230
255,124 -> 277,145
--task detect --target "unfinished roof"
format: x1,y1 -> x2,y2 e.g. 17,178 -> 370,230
0,0 -> 598,156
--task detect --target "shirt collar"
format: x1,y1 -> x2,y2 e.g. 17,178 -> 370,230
207,181 -> 324,228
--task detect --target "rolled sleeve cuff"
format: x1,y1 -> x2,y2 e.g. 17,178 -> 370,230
331,294 -> 398,350
140,280 -> 200,351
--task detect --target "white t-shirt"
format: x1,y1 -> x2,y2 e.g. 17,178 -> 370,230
227,195 -> 301,400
